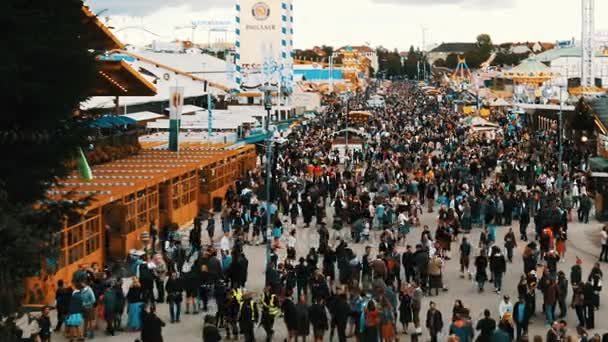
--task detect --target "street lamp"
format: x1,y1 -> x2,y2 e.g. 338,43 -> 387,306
340,91 -> 353,158
557,84 -> 567,197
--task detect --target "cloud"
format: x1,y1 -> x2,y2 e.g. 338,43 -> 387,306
84,0 -> 230,15
371,0 -> 516,9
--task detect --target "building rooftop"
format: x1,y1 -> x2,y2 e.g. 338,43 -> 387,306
430,43 -> 477,53
534,46 -> 607,62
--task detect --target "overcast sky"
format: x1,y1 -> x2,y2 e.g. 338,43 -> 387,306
86,0 -> 608,50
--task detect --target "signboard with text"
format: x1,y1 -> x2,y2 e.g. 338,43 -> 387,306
239,0 -> 283,72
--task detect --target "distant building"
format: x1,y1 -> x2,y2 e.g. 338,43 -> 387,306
336,45 -> 379,74
427,42 -> 477,65
534,46 -> 608,88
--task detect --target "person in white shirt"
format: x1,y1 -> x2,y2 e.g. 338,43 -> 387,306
600,226 -> 608,262
286,229 -> 297,260
220,232 -> 231,252
499,295 -> 514,318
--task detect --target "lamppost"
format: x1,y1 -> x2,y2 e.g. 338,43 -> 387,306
557,85 -> 567,198
261,85 -> 276,262
340,91 -> 353,158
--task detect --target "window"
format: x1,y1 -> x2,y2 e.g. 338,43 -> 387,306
67,226 -> 83,246
68,243 -> 84,264
86,236 -> 100,255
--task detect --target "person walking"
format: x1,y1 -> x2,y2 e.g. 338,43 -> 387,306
309,297 -> 328,342
238,292 -> 259,342
475,250 -> 489,293
65,286 -> 85,342
165,271 -> 183,323
459,237 -> 472,279
380,297 -> 396,342
102,283 -> 118,336
399,285 -> 413,334
54,280 -> 72,332
202,315 -> 221,342
295,294 -> 310,342
37,306 -> 52,342
126,278 -> 144,331
543,278 -> 559,325
600,226 -> 608,262
141,305 -> 165,342
363,300 -> 380,342
428,252 -> 443,296
504,228 -> 517,263
475,309 -> 496,342
519,202 -> 530,241
557,271 -> 568,318
489,246 -> 507,294
513,297 -> 530,340
498,295 -> 513,319
425,301 -> 443,342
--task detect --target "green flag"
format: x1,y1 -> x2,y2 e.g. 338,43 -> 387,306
77,147 -> 93,180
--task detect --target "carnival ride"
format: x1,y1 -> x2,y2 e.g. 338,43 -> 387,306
451,56 -> 473,84
480,52 -> 497,71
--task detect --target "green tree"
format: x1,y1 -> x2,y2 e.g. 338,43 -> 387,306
433,58 -> 447,68
0,0 -> 96,320
446,53 -> 460,69
320,45 -> 334,58
404,46 -> 419,80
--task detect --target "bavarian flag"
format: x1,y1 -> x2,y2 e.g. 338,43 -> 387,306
77,147 -> 93,180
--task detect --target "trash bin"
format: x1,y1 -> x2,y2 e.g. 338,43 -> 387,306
213,197 -> 223,212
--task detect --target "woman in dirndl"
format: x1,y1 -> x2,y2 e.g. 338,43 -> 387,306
126,277 -> 144,330
65,286 -> 85,341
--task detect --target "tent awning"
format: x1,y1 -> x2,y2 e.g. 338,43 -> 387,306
590,157 -> 608,172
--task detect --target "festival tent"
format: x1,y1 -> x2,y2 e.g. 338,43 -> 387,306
463,116 -> 499,129
499,58 -> 559,84
489,98 -> 511,107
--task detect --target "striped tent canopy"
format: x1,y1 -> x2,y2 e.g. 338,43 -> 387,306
500,58 -> 559,84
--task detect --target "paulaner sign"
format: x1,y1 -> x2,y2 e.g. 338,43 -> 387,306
245,24 -> 277,31
238,0 -> 284,67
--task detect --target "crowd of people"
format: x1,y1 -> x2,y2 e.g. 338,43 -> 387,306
12,81 -> 608,342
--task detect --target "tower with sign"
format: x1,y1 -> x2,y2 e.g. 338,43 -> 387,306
235,0 -> 293,96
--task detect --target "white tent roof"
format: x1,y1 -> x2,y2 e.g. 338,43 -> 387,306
123,111 -> 165,122
489,98 -> 511,107
134,51 -> 238,90
165,105 -> 204,114
464,116 -> 499,128
146,109 -> 260,131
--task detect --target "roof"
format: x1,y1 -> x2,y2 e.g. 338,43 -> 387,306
534,46 -> 607,62
110,50 -> 236,91
337,45 -> 374,53
123,112 -> 165,122
500,58 -> 557,82
83,52 -> 231,110
130,51 -> 238,90
294,69 -> 343,81
147,108 -> 262,130
81,6 -> 124,51
88,115 -> 136,128
164,105 -> 204,114
48,146 -> 255,208
430,43 -> 477,53
91,60 -> 157,97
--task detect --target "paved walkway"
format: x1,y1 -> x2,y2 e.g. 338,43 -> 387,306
51,206 -> 608,342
